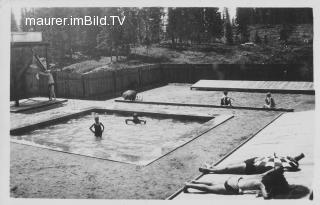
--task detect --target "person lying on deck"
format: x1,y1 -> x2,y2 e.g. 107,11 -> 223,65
263,92 -> 276,109
199,153 -> 305,175
220,91 -> 233,106
125,113 -> 146,125
89,116 -> 105,138
184,167 -> 289,199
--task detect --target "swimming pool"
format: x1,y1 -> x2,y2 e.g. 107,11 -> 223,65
11,109 -> 232,165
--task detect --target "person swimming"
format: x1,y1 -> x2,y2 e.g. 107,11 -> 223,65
125,113 -> 146,125
89,116 -> 105,137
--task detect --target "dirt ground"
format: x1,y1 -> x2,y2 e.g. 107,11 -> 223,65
10,84 -> 315,199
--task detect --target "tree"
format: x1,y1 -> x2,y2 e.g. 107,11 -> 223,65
83,8 -> 103,55
254,31 -> 261,44
204,8 -> 223,41
223,8 -> 233,44
236,8 -> 313,25
11,12 -> 18,31
236,8 -> 253,43
148,7 -> 164,43
96,8 -> 124,62
166,7 -> 223,45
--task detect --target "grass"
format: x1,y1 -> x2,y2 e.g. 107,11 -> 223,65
61,56 -> 152,74
133,43 -> 313,65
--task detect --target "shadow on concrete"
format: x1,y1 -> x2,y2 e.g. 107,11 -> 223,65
273,184 -> 311,199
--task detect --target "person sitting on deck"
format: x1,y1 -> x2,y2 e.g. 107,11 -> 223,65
89,116 -> 105,138
37,70 -> 56,101
199,153 -> 304,175
125,113 -> 146,125
184,167 -> 289,199
220,91 -> 233,106
263,92 -> 276,109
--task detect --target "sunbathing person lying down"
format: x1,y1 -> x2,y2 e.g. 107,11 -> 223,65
184,167 -> 289,199
199,153 -> 304,175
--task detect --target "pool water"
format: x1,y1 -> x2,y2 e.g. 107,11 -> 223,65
11,113 -> 208,165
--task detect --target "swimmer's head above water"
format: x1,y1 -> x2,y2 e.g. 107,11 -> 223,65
133,113 -> 139,119
94,115 -> 99,123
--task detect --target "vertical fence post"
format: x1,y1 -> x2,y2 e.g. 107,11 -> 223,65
52,71 -> 57,97
138,66 -> 142,89
82,74 -> 86,98
112,70 -> 117,96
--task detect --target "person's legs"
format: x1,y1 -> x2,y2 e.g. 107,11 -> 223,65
51,84 -> 56,100
184,182 -> 227,194
199,162 -> 247,174
263,104 -> 271,108
190,180 -> 214,186
48,85 -> 52,101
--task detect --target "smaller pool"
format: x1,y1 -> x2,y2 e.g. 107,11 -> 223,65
11,109 -> 232,165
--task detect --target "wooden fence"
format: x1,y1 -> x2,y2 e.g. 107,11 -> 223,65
23,63 -> 313,99
24,64 -> 163,99
162,64 -> 313,83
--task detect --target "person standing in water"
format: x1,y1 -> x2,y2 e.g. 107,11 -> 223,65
89,116 -> 105,138
220,91 -> 233,106
263,92 -> 276,108
38,70 -> 56,101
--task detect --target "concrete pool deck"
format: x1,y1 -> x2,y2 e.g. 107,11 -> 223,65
10,84 -> 315,199
171,110 -> 315,200
10,84 -> 315,129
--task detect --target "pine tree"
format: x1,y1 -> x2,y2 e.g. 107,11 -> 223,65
96,8 -> 124,62
11,12 -> 18,31
254,31 -> 261,44
167,8 -> 177,48
223,8 -> 233,44
236,8 -> 252,43
205,8 -> 223,41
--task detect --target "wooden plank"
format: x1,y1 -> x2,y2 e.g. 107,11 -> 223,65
191,80 -> 314,94
10,98 -> 68,113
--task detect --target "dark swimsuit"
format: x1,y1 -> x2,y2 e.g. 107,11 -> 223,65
265,97 -> 275,108
132,118 -> 140,124
221,97 -> 232,106
244,157 -> 273,174
224,176 -> 243,194
93,123 -> 102,137
244,157 -> 258,174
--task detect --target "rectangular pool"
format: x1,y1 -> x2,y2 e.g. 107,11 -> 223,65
11,109 -> 232,165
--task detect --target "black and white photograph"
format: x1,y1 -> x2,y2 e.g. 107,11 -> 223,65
1,0 -> 319,203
